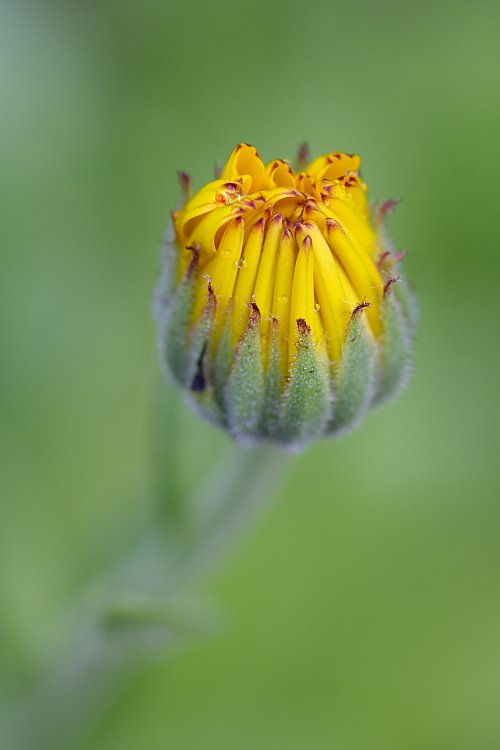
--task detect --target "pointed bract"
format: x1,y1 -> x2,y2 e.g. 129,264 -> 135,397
328,309 -> 377,436
373,290 -> 413,406
226,307 -> 265,443
279,320 -> 331,449
262,319 -> 284,440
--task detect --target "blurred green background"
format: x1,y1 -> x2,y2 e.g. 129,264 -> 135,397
2,0 -> 500,748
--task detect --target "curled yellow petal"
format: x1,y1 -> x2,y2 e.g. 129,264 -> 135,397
221,143 -> 268,193
173,143 -> 394,369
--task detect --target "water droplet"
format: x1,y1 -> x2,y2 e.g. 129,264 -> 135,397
279,295 -> 289,304
314,303 -> 321,312
223,248 -> 232,257
237,258 -> 247,269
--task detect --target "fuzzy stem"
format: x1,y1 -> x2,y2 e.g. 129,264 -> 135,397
0,443 -> 290,750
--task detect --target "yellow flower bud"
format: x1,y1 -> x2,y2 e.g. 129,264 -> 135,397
157,144 -> 417,449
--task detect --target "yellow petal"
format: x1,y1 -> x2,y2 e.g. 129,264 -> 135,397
288,232 -> 315,363
253,214 -> 283,320
232,217 -> 265,343
193,216 -> 244,326
265,159 -> 296,188
271,226 -> 296,365
221,143 -> 268,193
181,178 -> 242,218
325,219 -> 383,335
305,152 -> 361,182
187,205 -> 242,262
253,213 -> 283,352
320,194 -> 377,259
299,222 -> 356,362
205,215 -> 245,306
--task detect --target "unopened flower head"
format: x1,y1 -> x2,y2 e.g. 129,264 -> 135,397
156,143 -> 418,449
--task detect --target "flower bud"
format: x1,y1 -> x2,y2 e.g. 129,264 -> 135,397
156,144 -> 417,450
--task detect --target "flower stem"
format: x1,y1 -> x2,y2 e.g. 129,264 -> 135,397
0,442 -> 290,750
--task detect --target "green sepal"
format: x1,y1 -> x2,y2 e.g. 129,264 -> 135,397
211,309 -> 233,426
157,219 -> 180,302
158,251 -> 200,388
261,318 -> 283,440
373,289 -> 412,406
391,273 -> 419,331
225,305 -> 265,443
328,307 -> 377,436
186,284 -> 217,381
158,255 -> 224,426
378,254 -> 419,331
187,387 -> 225,429
185,283 -> 224,426
278,319 -> 331,449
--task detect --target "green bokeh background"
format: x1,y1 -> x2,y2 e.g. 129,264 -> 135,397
2,0 -> 500,748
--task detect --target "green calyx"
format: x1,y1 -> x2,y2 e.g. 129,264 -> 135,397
156,245 -> 417,452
